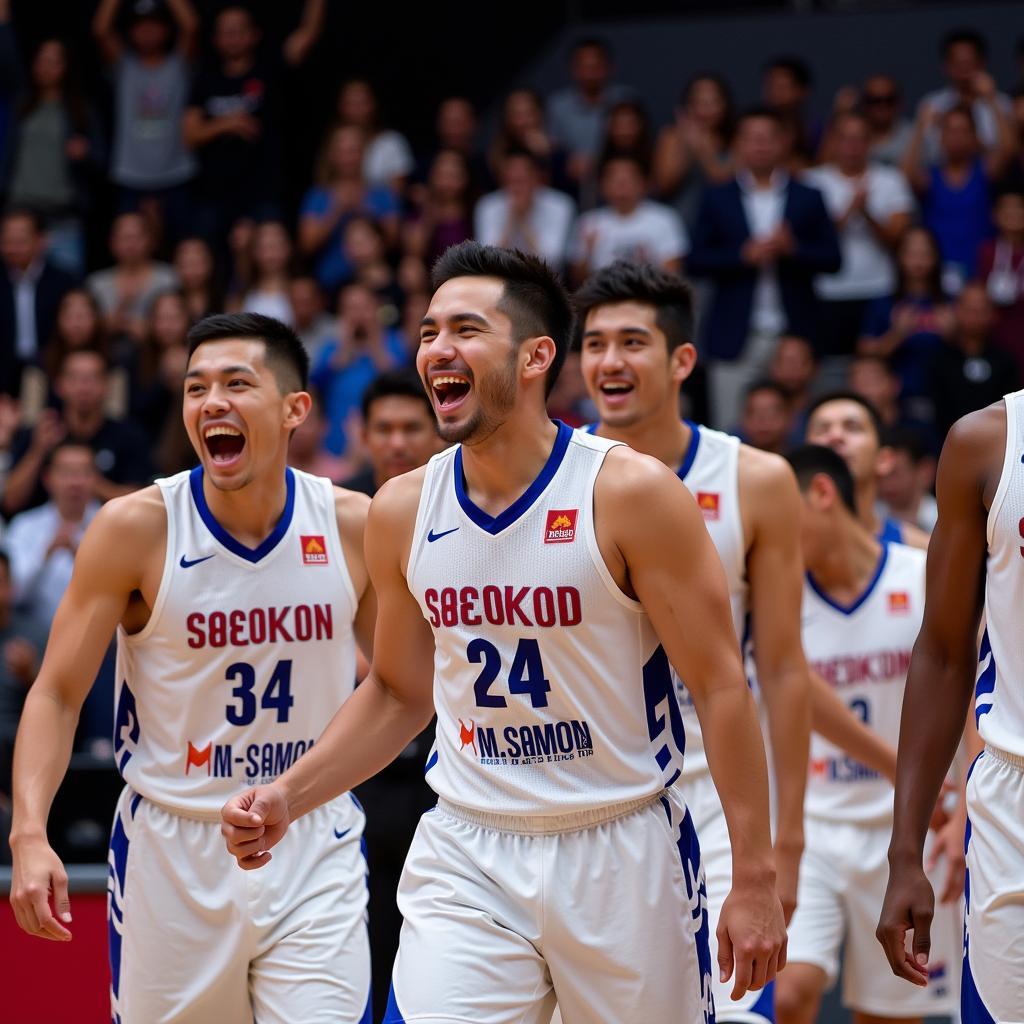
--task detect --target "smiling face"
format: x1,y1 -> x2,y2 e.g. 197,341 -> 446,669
183,339 -> 309,491
417,277 -> 530,445
580,301 -> 692,429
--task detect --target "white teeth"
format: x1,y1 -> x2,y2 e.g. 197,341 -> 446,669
432,375 -> 469,388
601,382 -> 632,392
205,425 -> 242,438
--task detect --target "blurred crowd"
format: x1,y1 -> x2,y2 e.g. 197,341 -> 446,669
2,0 -> 1024,853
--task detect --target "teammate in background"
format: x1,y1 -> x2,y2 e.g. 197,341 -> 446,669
576,260 -> 898,1023
878,394 -> 1020,1020
222,242 -> 787,1023
805,391 -> 930,548
776,445 -> 962,1024
9,313 -> 376,1023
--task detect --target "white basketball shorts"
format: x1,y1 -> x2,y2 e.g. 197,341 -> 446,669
107,786 -> 371,1023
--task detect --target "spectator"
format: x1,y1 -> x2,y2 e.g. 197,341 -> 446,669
490,88 -> 566,188
546,351 -> 594,428
173,235 -> 222,321
404,150 -> 473,267
0,549 -> 48,814
769,333 -> 818,435
877,427 -> 938,534
919,28 -> 1014,161
310,283 -> 407,456
653,72 -> 735,229
299,124 -> 400,294
930,280 -> 1018,438
474,149 -> 576,272
858,225 -> 954,415
0,207 -> 75,397
804,111 -> 914,362
0,393 -> 18,501
288,393 -> 350,482
860,75 -> 914,167
86,210 -> 177,342
978,181 -> 1024,376
762,55 -> 819,165
334,78 -> 414,194
7,441 -> 100,622
419,96 -> 491,195
4,38 -> 102,276
183,3 -> 324,250
739,379 -> 792,453
847,353 -> 924,436
289,275 -> 335,361
903,101 -> 1013,290
2,348 -> 154,516
233,220 -> 294,326
92,0 -> 198,253
586,98 -> 653,209
688,107 -> 841,429
546,38 -> 634,190
570,155 -> 688,282
342,217 -> 402,324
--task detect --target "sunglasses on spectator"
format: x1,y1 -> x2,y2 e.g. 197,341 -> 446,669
863,94 -> 898,105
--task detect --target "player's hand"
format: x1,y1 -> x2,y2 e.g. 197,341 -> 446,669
221,784 -> 290,869
716,877 -> 787,1001
773,838 -> 802,925
9,837 -> 73,941
926,801 -> 967,904
876,858 -> 933,987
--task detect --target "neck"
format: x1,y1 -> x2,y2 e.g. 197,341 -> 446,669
837,161 -> 866,177
65,406 -> 104,436
202,460 -> 290,548
1003,231 -> 1024,246
224,54 -> 253,76
904,277 -> 929,297
0,605 -> 8,632
55,501 -> 87,523
855,476 -> 881,536
595,405 -> 690,473
749,167 -> 776,187
613,199 -> 640,216
959,332 -> 986,355
458,407 -> 558,516
39,86 -> 61,102
808,515 -> 882,601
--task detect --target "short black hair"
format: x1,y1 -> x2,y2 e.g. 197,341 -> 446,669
570,36 -> 611,59
745,379 -> 789,405
881,426 -> 930,464
764,55 -> 813,89
599,152 -> 649,179
805,389 -> 884,444
186,312 -> 309,393
361,368 -> 434,423
786,444 -> 858,515
941,28 -> 987,60
58,346 -> 110,375
2,205 -> 45,233
43,439 -> 95,473
735,105 -> 784,132
573,261 -> 695,353
501,146 -> 545,173
430,241 -> 574,398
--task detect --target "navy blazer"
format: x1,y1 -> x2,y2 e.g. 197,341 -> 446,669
688,177 -> 841,361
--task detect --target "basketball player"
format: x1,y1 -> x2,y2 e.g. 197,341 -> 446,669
8,314 -> 376,1023
804,392 -> 929,549
575,260 -> 906,1023
222,242 -> 787,1023
878,395 -> 1021,1021
776,445 -> 961,1024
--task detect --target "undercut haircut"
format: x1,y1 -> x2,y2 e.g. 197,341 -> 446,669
786,444 -> 858,515
805,389 -> 884,444
431,241 -> 574,398
186,313 -> 309,394
573,260 -> 695,353
361,368 -> 435,424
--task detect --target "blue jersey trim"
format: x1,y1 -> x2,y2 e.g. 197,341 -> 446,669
189,465 -> 296,563
383,984 -> 406,1023
806,542 -> 889,617
453,421 -> 573,536
878,516 -> 904,544
678,420 -> 702,482
975,629 -> 996,724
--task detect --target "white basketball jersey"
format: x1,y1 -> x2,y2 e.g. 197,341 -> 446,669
113,467 -> 359,818
407,422 -> 686,816
673,423 -> 749,781
801,541 -> 926,824
980,389 -> 1024,756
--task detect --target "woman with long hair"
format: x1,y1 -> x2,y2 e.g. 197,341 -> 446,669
173,237 -> 224,321
334,78 -> 414,194
489,88 -> 567,188
231,220 -> 295,326
403,150 -> 473,267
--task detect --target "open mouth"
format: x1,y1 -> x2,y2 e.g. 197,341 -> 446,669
600,380 -> 635,403
204,425 -> 246,465
431,374 -> 472,411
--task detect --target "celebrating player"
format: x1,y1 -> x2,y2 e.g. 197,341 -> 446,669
8,313 -> 376,1023
777,445 -> 961,1024
221,242 -> 787,1023
878,395 -> 1018,1020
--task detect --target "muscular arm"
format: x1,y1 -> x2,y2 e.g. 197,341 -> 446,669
877,406 -> 997,982
743,449 -> 810,922
334,487 -> 375,659
810,669 -> 897,779
9,491 -> 163,939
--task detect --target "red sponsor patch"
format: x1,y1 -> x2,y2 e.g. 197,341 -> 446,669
696,491 -> 720,521
301,535 -> 328,565
888,591 -> 910,613
544,508 -> 578,544
185,740 -> 211,775
458,718 -> 477,755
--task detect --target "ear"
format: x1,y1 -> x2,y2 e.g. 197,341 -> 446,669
521,335 -> 557,385
283,390 -> 312,432
670,342 -> 698,387
808,471 -> 836,511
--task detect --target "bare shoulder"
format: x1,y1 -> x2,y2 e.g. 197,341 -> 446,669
370,465 -> 429,524
77,485 -> 166,589
90,484 -> 167,542
596,442 -> 683,501
939,402 -> 1007,502
332,485 -> 372,530
737,443 -> 798,499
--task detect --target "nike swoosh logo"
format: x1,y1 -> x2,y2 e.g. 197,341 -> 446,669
179,554 -> 215,568
427,527 -> 459,543
334,827 -> 351,840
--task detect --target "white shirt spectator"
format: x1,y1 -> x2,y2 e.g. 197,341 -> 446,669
7,500 -> 100,622
239,289 -> 294,327
571,200 -> 689,272
803,163 -> 914,300
364,130 -> 414,188
738,171 -> 787,335
474,187 -> 576,271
